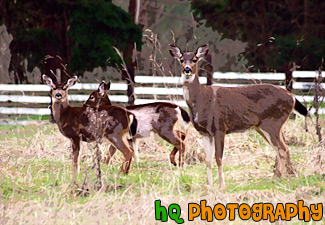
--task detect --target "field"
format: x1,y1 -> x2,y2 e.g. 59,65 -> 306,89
0,116 -> 324,224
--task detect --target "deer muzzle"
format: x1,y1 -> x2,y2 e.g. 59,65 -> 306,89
55,93 -> 62,99
183,67 -> 192,75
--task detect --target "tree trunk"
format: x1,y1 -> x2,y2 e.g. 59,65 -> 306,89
122,0 -> 139,105
122,57 -> 136,105
8,53 -> 28,84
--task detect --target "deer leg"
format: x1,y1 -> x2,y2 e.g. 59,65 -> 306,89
274,145 -> 287,178
109,134 -> 134,175
71,137 -> 80,183
157,129 -> 186,168
131,138 -> 140,163
279,134 -> 297,176
168,130 -> 186,166
174,130 -> 186,166
177,130 -> 186,168
177,130 -> 187,141
169,147 -> 178,166
202,135 -> 215,186
169,130 -> 186,167
214,132 -> 226,189
259,127 -> 289,177
105,144 -> 117,165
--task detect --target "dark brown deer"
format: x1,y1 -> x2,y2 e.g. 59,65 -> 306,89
43,55 -> 71,123
84,81 -> 190,167
169,44 -> 308,188
42,75 -> 137,187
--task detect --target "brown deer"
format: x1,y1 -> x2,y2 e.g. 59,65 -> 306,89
83,81 -> 190,167
42,75 -> 137,187
169,44 -> 308,188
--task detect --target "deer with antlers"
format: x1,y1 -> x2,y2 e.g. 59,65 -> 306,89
169,44 -> 308,189
83,81 -> 190,167
42,75 -> 137,188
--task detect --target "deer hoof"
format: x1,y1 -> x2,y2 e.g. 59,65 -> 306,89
273,169 -> 282,178
219,184 -> 226,190
94,183 -> 102,191
286,166 -> 297,177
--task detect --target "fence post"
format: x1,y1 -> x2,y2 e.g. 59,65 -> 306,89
285,62 -> 294,92
314,66 -> 323,142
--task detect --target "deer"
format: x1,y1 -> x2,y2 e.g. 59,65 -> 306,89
169,44 -> 308,189
83,81 -> 190,167
42,75 -> 137,188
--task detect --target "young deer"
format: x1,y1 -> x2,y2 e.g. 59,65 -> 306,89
169,44 -> 308,188
42,75 -> 137,186
84,81 -> 190,167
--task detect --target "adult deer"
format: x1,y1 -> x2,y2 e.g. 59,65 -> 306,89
169,44 -> 308,188
84,81 -> 190,167
42,75 -> 137,187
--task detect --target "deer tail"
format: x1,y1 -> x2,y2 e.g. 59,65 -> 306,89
294,98 -> 308,116
129,114 -> 138,137
177,106 -> 190,125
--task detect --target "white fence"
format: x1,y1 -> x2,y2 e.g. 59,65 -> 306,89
0,71 -> 324,116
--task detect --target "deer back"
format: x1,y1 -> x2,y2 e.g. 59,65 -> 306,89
187,83 -> 295,136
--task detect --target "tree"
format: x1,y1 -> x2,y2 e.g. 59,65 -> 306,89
191,0 -> 325,76
0,0 -> 143,85
121,0 -> 140,105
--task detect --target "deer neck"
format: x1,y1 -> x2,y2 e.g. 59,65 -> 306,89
51,98 -> 70,124
182,73 -> 216,136
182,74 -> 204,108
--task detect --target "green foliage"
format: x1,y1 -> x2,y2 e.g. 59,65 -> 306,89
1,1 -> 65,76
268,35 -> 324,70
0,0 -> 143,82
68,0 -> 142,73
191,0 -> 325,71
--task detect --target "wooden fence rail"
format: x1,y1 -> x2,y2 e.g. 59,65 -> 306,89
0,71 -> 323,118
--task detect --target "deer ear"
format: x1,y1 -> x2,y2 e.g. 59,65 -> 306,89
64,76 -> 78,89
42,74 -> 55,88
195,44 -> 209,58
98,81 -> 109,96
106,81 -> 111,91
169,45 -> 183,58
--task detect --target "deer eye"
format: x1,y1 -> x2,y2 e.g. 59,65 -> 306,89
90,96 -> 94,100
193,59 -> 198,63
180,59 -> 184,63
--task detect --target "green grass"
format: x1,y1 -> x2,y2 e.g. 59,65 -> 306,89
0,123 -> 54,142
226,174 -> 324,193
0,117 -> 324,224
2,114 -> 51,121
16,115 -> 51,121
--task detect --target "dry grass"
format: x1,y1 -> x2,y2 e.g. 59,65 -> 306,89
0,116 -> 324,224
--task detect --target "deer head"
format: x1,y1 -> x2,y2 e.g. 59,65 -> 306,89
169,44 -> 209,83
84,81 -> 112,108
42,74 -> 78,102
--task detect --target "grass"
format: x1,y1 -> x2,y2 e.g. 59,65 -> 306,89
16,115 -> 51,121
0,116 -> 324,224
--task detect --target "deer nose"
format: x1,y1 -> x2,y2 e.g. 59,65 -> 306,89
184,67 -> 192,74
55,93 -> 62,98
